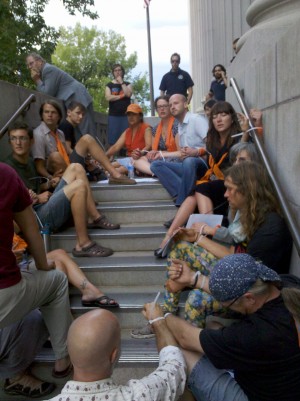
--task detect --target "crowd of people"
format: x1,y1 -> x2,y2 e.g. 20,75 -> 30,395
0,50 -> 299,401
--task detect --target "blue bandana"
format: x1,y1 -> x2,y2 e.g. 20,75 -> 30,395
209,254 -> 281,302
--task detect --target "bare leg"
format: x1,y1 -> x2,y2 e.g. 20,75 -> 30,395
133,157 -> 153,176
159,195 -> 197,248
63,178 -> 91,250
195,192 -> 213,214
62,163 -> 102,222
47,152 -> 67,176
75,134 -> 125,179
47,249 -> 106,302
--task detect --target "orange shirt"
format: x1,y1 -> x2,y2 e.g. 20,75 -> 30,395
125,122 -> 150,156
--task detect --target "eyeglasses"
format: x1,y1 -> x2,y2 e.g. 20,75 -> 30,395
226,296 -> 240,308
9,136 -> 30,142
157,105 -> 169,110
171,59 -> 180,63
214,69 -> 223,72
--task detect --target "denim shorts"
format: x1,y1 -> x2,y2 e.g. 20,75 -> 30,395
34,178 -> 71,232
188,356 -> 249,401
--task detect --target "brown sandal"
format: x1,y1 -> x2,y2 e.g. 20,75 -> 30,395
88,215 -> 120,230
72,242 -> 113,257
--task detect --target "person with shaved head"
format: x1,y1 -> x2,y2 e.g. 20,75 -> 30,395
47,308 -> 186,400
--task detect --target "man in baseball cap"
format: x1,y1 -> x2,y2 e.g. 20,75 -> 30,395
149,254 -> 300,401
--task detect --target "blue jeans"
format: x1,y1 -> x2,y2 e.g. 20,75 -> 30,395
188,356 -> 249,401
150,157 -> 208,206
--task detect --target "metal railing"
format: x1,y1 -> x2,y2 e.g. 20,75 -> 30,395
0,94 -> 36,139
230,77 -> 300,255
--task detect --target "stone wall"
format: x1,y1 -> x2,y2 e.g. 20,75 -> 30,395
189,0 -> 300,272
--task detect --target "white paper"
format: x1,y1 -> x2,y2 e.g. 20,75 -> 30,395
186,214 -> 223,228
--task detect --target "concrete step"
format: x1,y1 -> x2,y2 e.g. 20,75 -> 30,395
71,251 -> 167,286
50,225 -> 168,252
91,181 -> 172,202
96,199 -> 176,224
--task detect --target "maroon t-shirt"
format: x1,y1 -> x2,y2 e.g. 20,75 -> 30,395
0,163 -> 32,289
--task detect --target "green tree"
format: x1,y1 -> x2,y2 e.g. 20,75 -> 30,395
0,0 -> 97,85
52,23 -> 150,113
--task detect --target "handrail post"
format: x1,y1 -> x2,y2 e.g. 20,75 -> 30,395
0,94 -> 36,139
230,78 -> 300,256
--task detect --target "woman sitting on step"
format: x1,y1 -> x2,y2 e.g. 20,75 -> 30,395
163,162 -> 292,328
106,103 -> 152,175
133,95 -> 181,176
155,101 -> 250,258
132,162 -> 292,338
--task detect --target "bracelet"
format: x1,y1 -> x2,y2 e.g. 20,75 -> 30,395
149,316 -> 165,325
192,271 -> 201,288
200,224 -> 207,236
164,312 -> 172,319
200,275 -> 206,290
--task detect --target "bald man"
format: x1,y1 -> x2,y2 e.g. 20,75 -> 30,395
47,308 -> 186,400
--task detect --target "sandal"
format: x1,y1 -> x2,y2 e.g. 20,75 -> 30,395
131,323 -> 155,339
72,241 -> 113,257
52,363 -> 73,378
88,215 -> 120,230
82,295 -> 119,308
4,373 -> 55,398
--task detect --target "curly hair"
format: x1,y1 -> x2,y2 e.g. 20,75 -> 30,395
225,162 -> 280,240
206,101 -> 241,158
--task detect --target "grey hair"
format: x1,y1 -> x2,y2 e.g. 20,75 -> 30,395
229,142 -> 260,164
26,52 -> 45,63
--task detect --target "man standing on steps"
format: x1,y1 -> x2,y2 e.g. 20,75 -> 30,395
159,53 -> 194,104
150,94 -> 208,222
26,52 -> 96,136
46,308 -> 186,401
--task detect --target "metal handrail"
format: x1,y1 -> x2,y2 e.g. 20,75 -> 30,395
230,77 -> 300,255
0,94 -> 36,139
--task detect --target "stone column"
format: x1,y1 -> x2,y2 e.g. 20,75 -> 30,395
189,0 -> 252,112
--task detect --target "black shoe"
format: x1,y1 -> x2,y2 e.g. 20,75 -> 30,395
154,247 -> 167,259
164,217 -> 174,228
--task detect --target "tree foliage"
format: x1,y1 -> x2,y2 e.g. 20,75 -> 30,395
0,0 -> 97,85
52,23 -> 150,113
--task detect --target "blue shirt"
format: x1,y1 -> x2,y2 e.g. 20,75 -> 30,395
159,68 -> 194,97
178,112 -> 208,148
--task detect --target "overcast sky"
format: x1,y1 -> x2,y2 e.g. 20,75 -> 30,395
43,0 -> 190,98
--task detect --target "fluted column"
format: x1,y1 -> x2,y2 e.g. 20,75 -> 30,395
189,0 -> 251,112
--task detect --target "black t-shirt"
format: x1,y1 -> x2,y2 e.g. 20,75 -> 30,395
200,296 -> 300,401
59,119 -> 76,148
106,81 -> 131,116
235,212 -> 292,274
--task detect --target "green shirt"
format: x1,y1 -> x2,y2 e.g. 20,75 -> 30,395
5,154 -> 40,192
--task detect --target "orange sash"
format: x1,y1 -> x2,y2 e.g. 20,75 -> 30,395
196,152 -> 228,185
152,117 -> 177,151
50,131 -> 70,166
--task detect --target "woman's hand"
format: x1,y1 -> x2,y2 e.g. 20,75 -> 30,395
173,227 -> 198,243
237,112 -> 250,132
167,259 -> 195,286
146,150 -> 160,161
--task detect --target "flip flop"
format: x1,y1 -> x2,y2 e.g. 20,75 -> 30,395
82,295 -> 119,308
72,242 -> 113,257
88,215 -> 120,230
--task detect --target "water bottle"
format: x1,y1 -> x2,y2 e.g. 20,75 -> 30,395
127,159 -> 135,179
41,223 -> 51,253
